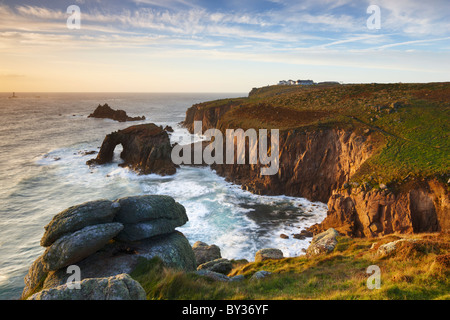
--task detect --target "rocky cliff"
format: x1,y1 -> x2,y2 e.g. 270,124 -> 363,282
311,179 -> 449,237
182,89 -> 449,237
183,104 -> 375,203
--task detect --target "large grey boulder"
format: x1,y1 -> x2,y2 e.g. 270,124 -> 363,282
41,231 -> 196,290
42,223 -> 124,271
194,270 -> 231,282
116,219 -> 186,242
22,195 -> 195,299
192,241 -> 222,266
28,274 -> 146,300
114,195 -> 188,242
377,238 -> 419,256
250,271 -> 272,281
40,200 -> 120,247
114,195 -> 187,224
254,248 -> 284,262
306,228 -> 340,256
135,231 -> 197,271
197,258 -> 232,275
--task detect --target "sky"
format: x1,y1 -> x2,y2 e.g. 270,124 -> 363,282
0,0 -> 449,92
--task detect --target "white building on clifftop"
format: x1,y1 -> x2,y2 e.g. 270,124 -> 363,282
278,79 -> 315,86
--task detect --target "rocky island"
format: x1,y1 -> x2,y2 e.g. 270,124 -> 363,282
88,104 -> 146,122
86,123 -> 177,176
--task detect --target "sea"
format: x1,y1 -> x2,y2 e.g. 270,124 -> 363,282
0,92 -> 327,299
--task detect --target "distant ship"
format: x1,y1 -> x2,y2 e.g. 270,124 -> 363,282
9,92 -> 18,99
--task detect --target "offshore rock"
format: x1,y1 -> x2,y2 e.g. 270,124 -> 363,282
88,104 -> 145,122
28,274 -> 146,300
87,123 -> 176,176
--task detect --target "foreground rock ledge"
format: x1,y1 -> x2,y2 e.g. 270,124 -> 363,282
27,274 -> 146,300
22,195 -> 196,299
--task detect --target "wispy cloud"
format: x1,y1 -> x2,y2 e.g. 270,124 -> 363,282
0,0 -> 448,91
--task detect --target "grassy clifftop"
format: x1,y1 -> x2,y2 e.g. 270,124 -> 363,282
131,232 -> 450,300
193,82 -> 450,188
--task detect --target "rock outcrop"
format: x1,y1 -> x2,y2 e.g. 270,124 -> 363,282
28,274 -> 146,300
41,223 -> 124,272
197,258 -> 233,275
306,228 -> 340,256
88,104 -> 145,122
254,248 -> 284,262
114,195 -> 188,242
192,241 -> 222,266
310,180 -> 449,238
21,195 -> 196,300
87,123 -> 177,176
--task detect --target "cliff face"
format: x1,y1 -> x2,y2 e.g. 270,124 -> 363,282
183,103 -> 236,133
211,129 -> 375,203
313,179 -> 449,237
184,103 -> 375,203
183,102 -> 449,237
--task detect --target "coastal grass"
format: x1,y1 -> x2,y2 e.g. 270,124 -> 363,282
130,233 -> 450,300
194,82 -> 450,187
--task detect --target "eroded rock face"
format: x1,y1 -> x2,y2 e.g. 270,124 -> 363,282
87,123 -> 176,176
88,104 -> 145,122
28,274 -> 146,300
183,104 -> 375,203
311,180 -> 449,237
